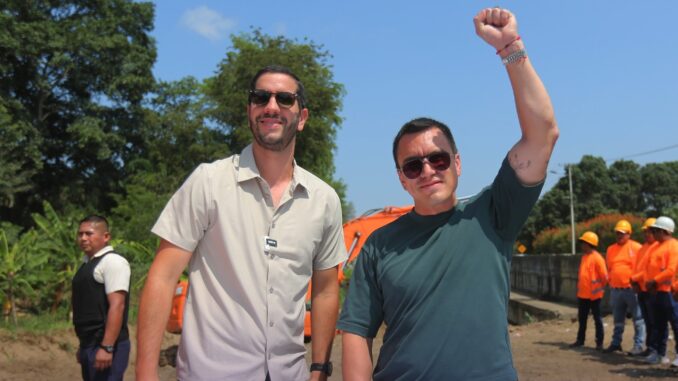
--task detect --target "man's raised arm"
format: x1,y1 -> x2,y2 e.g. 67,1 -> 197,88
474,8 -> 559,185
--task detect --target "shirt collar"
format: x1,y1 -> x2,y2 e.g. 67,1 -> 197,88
236,144 -> 309,195
82,245 -> 115,263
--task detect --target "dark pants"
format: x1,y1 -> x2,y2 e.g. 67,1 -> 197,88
576,298 -> 603,345
648,292 -> 674,356
670,295 -> 678,353
78,340 -> 130,381
638,292 -> 653,347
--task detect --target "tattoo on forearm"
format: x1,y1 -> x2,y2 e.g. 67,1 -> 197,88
509,153 -> 531,171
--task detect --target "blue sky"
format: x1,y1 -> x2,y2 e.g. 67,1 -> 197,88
150,1 -> 678,216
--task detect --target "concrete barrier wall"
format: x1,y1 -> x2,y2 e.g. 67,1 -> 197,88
511,253 -> 611,312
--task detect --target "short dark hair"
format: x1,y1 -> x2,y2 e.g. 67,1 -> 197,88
79,215 -> 109,232
392,117 -> 458,168
250,65 -> 307,109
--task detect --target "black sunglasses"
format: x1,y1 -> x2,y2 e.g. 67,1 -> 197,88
399,152 -> 452,179
249,89 -> 299,109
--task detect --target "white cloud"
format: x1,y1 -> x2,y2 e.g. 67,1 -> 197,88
181,6 -> 235,41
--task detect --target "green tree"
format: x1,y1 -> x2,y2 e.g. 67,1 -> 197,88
520,157 -> 611,250
641,161 -> 678,215
606,160 -> 643,213
520,177 -> 570,248
571,156 -> 614,220
31,202 -> 81,316
520,156 -> 677,251
0,0 -> 156,226
112,77 -> 231,243
204,30 -> 352,218
113,238 -> 156,292
0,100 -> 42,208
0,229 -> 44,325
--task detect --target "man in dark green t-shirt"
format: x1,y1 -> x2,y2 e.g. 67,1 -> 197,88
338,7 -> 559,381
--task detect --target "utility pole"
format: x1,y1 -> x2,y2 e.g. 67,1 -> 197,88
549,164 -> 577,255
567,164 -> 576,255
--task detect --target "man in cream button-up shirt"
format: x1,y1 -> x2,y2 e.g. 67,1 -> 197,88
136,65 -> 347,381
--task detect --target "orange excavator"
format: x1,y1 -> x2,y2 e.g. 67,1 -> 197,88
302,205 -> 413,340
166,205 -> 414,341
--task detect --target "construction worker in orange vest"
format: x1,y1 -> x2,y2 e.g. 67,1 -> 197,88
604,219 -> 644,354
631,218 -> 659,357
643,216 -> 678,365
570,231 -> 608,350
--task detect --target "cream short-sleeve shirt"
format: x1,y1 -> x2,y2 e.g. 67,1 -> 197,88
152,145 -> 347,381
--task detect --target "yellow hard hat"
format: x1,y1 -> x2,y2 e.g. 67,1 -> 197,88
642,218 -> 657,231
579,231 -> 599,247
614,219 -> 632,234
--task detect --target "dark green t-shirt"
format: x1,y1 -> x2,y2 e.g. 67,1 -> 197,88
337,157 -> 543,381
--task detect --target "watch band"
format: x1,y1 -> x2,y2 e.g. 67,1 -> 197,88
99,344 -> 115,353
501,49 -> 527,66
309,361 -> 333,376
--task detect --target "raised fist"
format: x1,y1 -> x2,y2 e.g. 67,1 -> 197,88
473,8 -> 519,52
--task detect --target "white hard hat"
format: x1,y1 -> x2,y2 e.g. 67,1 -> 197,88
650,216 -> 675,233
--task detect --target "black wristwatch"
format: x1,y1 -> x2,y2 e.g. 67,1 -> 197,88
310,362 -> 333,376
99,344 -> 115,353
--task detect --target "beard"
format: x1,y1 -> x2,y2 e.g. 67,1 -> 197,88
249,112 -> 300,152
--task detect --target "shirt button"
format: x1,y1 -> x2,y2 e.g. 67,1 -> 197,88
269,288 -> 274,294
269,322 -> 274,327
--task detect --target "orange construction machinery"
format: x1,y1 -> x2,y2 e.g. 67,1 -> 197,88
167,205 -> 414,340
304,205 -> 412,340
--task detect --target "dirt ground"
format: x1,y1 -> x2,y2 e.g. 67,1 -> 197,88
2,315 -> 678,381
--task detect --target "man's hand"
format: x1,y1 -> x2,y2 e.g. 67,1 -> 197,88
76,347 -> 81,364
310,370 -> 328,381
94,348 -> 113,370
631,281 -> 641,293
646,280 -> 658,294
473,8 -> 519,52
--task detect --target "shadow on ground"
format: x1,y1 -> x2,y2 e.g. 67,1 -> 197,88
535,340 -> 678,379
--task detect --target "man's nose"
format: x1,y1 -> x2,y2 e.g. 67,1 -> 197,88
419,161 -> 437,177
263,95 -> 280,113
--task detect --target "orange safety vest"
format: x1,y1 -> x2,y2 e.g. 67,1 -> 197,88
577,250 -> 608,300
606,240 -> 642,288
646,238 -> 678,292
631,241 -> 659,292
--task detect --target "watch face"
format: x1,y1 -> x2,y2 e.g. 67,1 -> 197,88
100,345 -> 114,353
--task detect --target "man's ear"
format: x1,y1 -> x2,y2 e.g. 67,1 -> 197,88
297,108 -> 309,132
454,153 -> 462,177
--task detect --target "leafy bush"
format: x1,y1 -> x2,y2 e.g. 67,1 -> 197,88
533,213 -> 646,254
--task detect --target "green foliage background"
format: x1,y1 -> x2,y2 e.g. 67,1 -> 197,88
519,156 -> 678,252
0,0 -> 353,326
0,1 -> 676,328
